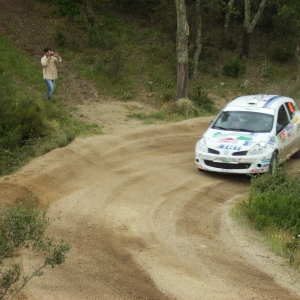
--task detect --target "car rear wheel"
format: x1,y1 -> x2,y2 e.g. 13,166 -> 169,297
292,149 -> 300,158
269,152 -> 278,174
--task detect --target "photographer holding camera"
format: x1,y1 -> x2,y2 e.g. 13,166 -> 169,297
41,47 -> 62,101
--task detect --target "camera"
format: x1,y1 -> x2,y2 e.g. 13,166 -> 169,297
50,51 -> 55,56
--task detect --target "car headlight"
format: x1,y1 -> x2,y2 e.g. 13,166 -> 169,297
248,141 -> 267,155
197,138 -> 208,153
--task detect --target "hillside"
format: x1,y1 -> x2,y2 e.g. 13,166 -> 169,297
0,0 -> 158,133
1,0 -> 299,122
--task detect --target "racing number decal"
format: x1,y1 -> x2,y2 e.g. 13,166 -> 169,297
287,102 -> 295,114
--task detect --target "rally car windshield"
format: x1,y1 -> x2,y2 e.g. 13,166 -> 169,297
212,111 -> 274,133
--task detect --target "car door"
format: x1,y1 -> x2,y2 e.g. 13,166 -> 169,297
284,101 -> 300,155
276,104 -> 293,158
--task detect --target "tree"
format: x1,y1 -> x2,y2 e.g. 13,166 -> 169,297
191,0 -> 202,80
54,0 -> 110,27
85,0 -> 95,27
276,1 -> 300,80
241,0 -> 268,58
175,0 -> 189,101
224,0 -> 235,34
0,197 -> 71,300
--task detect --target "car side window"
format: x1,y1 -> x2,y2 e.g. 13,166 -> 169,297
277,105 -> 290,130
284,102 -> 295,119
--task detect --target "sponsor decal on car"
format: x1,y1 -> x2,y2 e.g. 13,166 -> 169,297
279,130 -> 286,142
243,140 -> 252,146
268,136 -> 276,147
262,96 -> 282,108
287,123 -> 294,130
292,117 -> 299,132
219,137 -> 238,144
237,134 -> 255,140
219,145 -> 241,150
286,123 -> 294,138
215,133 -> 255,144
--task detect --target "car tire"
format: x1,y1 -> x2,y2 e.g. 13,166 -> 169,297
269,152 -> 278,174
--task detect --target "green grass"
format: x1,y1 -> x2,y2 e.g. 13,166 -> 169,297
67,13 -> 177,100
0,35 -> 42,100
127,111 -> 166,124
234,166 -> 300,269
0,33 -> 102,177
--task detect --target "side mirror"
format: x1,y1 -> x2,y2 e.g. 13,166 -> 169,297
210,120 -> 214,125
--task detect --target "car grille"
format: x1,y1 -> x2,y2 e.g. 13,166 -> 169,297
232,151 -> 248,156
204,160 -> 250,170
208,148 -> 220,154
208,149 -> 248,156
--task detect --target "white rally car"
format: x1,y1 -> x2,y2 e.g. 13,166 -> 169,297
195,94 -> 300,174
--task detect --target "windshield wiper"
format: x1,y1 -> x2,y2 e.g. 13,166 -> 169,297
212,126 -> 229,130
228,127 -> 253,132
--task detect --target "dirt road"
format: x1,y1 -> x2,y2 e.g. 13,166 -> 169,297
1,108 -> 300,300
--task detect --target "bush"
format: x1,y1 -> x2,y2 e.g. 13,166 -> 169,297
270,42 -> 294,63
190,84 -> 216,114
0,95 -> 51,150
54,31 -> 67,47
243,167 -> 300,233
0,71 -> 79,176
0,197 -> 71,300
223,57 -> 246,78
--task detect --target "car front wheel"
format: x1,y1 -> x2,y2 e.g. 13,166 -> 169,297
269,152 -> 278,174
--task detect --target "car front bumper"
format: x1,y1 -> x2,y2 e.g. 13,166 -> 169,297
195,152 -> 273,174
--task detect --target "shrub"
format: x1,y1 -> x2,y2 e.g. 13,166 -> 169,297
54,31 -> 67,47
0,196 -> 71,300
270,42 -> 294,63
190,84 -> 216,114
223,57 -> 246,78
243,167 -> 300,233
107,49 -> 125,82
0,96 -> 51,150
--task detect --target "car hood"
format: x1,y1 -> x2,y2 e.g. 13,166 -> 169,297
203,129 -> 272,152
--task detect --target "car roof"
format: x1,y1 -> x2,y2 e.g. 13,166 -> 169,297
225,94 -> 295,110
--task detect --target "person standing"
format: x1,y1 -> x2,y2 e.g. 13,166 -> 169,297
41,47 -> 62,101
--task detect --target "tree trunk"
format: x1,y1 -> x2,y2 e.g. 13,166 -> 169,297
240,0 -> 267,58
175,0 -> 189,102
224,0 -> 235,33
85,0 -> 95,27
191,0 -> 202,80
176,62 -> 189,99
241,28 -> 251,58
